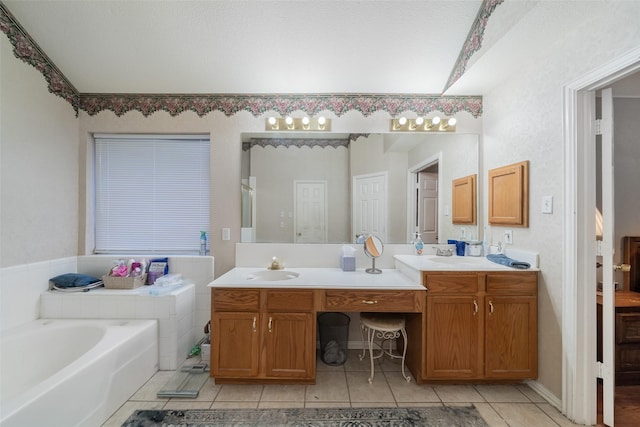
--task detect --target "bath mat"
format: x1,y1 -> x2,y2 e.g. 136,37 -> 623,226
122,405 -> 488,426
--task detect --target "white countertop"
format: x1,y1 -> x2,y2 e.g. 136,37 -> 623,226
208,267 -> 423,290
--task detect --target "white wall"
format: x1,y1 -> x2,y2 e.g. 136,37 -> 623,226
482,2 -> 640,400
0,36 -> 79,268
251,144 -> 350,243
614,98 -> 640,266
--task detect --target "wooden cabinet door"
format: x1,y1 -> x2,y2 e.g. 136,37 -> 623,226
425,295 -> 482,379
484,295 -> 537,379
264,312 -> 315,379
211,312 -> 260,378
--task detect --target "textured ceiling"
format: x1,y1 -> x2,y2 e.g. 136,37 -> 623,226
2,0 -> 483,94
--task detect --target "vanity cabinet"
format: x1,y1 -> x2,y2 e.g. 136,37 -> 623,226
211,289 -> 316,383
422,271 -> 538,381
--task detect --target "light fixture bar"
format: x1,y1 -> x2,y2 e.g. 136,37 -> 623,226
265,116 -> 331,131
390,117 -> 457,132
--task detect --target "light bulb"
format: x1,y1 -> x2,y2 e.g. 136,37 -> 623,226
432,116 -> 441,125
447,117 -> 457,126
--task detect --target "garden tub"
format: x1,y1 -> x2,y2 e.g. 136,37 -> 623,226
0,319 -> 158,427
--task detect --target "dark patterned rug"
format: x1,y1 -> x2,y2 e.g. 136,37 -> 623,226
122,405 -> 488,426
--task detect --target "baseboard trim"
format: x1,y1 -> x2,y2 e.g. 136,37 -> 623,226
525,379 -> 562,410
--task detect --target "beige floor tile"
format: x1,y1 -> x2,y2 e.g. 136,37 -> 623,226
347,371 -> 396,403
306,371 -> 349,402
261,384 -> 306,402
101,401 -> 165,427
397,402 -> 443,408
343,349 -> 376,372
304,401 -> 352,408
491,402 -> 560,427
162,401 -> 212,410
210,401 -> 259,409
258,401 -> 305,409
536,403 -> 582,426
351,401 -> 398,408
385,373 -> 439,403
475,384 -> 531,403
192,378 -> 222,401
473,402 -> 509,427
516,383 -> 547,403
215,384 -> 264,401
128,371 -> 174,401
433,384 -> 485,403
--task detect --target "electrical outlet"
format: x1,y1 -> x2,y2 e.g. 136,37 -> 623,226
504,229 -> 513,244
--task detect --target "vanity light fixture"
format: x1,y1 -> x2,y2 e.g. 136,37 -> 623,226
265,116 -> 331,131
390,115 -> 457,132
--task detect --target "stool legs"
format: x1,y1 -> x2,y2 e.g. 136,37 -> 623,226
358,322 -> 411,383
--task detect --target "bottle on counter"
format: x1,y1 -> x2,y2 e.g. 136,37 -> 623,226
412,232 -> 424,255
199,231 -> 208,256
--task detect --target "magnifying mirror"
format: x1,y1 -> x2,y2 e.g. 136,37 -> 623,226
363,235 -> 384,274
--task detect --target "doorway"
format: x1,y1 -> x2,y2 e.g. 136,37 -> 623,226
563,48 -> 640,426
407,153 -> 441,244
294,180 -> 327,243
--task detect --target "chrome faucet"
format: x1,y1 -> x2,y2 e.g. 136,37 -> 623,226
268,256 -> 284,270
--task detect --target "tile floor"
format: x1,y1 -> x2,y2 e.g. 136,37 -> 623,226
102,351 -> 582,426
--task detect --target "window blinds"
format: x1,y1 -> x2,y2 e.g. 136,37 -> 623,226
94,134 -> 210,254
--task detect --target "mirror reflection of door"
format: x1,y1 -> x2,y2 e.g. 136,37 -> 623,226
294,180 -> 327,243
353,172 -> 388,243
418,171 -> 438,244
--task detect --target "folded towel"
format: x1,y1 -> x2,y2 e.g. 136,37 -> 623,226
486,253 -> 531,269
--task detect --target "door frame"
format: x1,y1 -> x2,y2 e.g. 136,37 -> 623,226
562,46 -> 640,424
407,152 -> 442,243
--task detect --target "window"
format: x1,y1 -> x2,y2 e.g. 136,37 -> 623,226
94,134 -> 210,254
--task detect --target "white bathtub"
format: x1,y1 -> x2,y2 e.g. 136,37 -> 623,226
0,319 -> 158,427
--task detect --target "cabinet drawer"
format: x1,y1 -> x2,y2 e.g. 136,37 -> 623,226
486,272 -> 537,294
324,290 -> 420,312
213,289 -> 260,311
424,273 -> 479,293
617,313 -> 640,344
266,290 -> 314,312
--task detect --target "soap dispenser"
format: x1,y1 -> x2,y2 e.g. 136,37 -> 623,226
412,232 -> 424,255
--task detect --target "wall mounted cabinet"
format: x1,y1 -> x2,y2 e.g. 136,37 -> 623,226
452,174 -> 477,225
488,161 -> 529,227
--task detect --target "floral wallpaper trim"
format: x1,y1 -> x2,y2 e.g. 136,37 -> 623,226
243,138 -> 350,151
444,0 -> 504,92
0,3 -> 483,119
0,3 -> 80,114
78,93 -> 482,118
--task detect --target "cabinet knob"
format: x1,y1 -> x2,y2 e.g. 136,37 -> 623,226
252,316 -> 257,332
361,300 -> 378,305
473,300 -> 478,315
489,301 -> 494,315
268,316 -> 273,332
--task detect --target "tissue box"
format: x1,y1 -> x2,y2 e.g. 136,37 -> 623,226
340,256 -> 356,272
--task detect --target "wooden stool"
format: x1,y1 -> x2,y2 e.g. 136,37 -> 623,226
358,312 -> 411,383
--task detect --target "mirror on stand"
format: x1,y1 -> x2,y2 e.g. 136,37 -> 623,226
364,235 -> 384,274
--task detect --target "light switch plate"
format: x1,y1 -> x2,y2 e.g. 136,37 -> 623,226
222,228 -> 231,241
542,196 -> 553,214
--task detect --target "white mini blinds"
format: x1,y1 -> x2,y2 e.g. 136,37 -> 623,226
94,134 -> 210,254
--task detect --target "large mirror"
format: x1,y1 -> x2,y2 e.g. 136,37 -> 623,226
241,132 -> 479,244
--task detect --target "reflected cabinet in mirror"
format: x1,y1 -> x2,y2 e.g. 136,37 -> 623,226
241,132 -> 479,244
452,174 -> 477,225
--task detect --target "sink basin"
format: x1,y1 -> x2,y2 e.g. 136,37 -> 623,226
429,256 -> 485,264
246,270 -> 300,281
